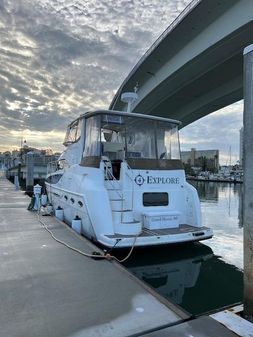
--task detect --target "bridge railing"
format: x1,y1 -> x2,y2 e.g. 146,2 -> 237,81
139,0 -> 201,61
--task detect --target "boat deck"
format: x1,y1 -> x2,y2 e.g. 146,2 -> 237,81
107,224 -> 210,238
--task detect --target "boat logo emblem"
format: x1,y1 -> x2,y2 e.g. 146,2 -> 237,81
134,174 -> 145,186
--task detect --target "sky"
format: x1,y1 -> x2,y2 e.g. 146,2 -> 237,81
0,0 -> 243,164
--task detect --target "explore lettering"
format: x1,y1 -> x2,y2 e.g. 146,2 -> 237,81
146,176 -> 179,184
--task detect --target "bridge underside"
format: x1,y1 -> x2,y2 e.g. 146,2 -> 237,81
110,0 -> 253,128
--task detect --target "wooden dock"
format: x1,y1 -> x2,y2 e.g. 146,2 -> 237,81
0,176 -> 249,337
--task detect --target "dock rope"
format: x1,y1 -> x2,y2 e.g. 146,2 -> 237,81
36,208 -> 141,263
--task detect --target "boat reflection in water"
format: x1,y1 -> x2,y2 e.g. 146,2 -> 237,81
123,243 -> 243,315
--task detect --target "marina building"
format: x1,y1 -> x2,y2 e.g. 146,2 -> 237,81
181,148 -> 219,172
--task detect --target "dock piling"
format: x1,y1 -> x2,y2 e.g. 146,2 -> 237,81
26,151 -> 34,193
243,44 -> 253,321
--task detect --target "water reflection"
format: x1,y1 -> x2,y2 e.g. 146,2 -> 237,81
123,242 -> 243,316
194,181 -> 219,202
190,181 -> 242,204
189,181 -> 243,269
238,186 -> 243,228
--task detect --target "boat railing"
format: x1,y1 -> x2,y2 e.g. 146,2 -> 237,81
104,162 -> 136,217
126,163 -> 134,211
125,164 -> 134,181
104,165 -> 124,200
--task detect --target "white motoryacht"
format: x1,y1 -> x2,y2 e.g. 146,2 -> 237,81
46,102 -> 213,248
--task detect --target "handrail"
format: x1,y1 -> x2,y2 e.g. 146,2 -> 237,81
125,163 -> 134,211
125,164 -> 134,182
109,0 -> 202,110
104,165 -> 124,200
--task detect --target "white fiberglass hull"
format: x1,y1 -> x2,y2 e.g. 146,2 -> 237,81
45,164 -> 213,248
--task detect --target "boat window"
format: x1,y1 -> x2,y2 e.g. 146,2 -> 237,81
156,121 -> 180,160
101,114 -> 125,160
63,119 -> 82,146
76,119 -> 82,140
143,192 -> 169,206
125,117 -> 156,159
82,112 -> 181,163
57,159 -> 69,170
83,115 -> 101,157
46,174 -> 63,184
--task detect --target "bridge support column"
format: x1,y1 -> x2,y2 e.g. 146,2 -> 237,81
243,45 -> 253,321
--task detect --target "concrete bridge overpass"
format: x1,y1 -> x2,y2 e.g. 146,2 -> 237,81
109,0 -> 253,128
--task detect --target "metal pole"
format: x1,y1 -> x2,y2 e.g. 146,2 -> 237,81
26,152 -> 34,193
243,45 -> 253,321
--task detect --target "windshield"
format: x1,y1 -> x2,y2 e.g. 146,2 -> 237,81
125,117 -> 156,159
83,113 -> 180,160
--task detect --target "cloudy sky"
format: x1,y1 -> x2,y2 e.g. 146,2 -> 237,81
0,0 -> 242,164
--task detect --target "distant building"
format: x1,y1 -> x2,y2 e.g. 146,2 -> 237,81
239,127 -> 243,166
181,148 -> 219,172
1,146 -> 59,170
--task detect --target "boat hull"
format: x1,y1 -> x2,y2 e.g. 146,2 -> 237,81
45,161 -> 213,249
46,182 -> 213,248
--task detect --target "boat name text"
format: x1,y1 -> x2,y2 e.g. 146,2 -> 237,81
147,176 -> 179,184
134,174 -> 179,186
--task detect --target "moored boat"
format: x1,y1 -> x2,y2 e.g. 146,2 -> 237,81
46,98 -> 213,248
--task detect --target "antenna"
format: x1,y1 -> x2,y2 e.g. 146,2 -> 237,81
134,82 -> 139,93
121,92 -> 138,113
229,145 -> 231,166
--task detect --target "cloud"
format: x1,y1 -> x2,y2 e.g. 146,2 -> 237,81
0,127 -> 65,152
1,0 -> 217,153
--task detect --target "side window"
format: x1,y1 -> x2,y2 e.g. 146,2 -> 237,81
83,115 -> 101,157
75,119 -> 82,141
57,159 -> 69,170
63,119 -> 82,146
156,122 -> 180,160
